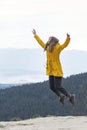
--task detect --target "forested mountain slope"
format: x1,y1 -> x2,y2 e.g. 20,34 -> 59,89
0,72 -> 87,121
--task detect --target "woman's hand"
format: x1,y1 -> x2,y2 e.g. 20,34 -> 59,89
32,29 -> 36,35
67,33 -> 70,38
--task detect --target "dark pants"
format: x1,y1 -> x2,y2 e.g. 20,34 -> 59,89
49,76 -> 70,97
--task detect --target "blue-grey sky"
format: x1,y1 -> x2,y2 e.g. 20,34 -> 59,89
0,0 -> 87,50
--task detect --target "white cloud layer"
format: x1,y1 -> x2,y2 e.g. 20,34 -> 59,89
0,0 -> 87,50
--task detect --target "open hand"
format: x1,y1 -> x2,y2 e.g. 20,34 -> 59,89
32,29 -> 36,35
67,33 -> 70,38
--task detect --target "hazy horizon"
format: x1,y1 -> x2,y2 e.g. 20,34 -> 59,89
0,48 -> 87,84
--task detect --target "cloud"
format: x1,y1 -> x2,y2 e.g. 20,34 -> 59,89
0,0 -> 86,17
0,0 -> 87,50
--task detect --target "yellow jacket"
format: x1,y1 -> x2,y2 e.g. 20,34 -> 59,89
34,34 -> 70,77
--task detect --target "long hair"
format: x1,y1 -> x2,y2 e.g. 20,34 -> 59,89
44,36 -> 59,52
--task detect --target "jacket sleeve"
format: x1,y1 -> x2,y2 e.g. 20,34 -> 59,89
34,34 -> 45,48
59,37 -> 70,51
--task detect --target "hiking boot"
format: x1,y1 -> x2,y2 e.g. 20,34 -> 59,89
60,96 -> 65,105
69,95 -> 75,105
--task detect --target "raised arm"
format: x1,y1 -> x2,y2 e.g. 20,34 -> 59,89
60,33 -> 70,51
32,29 -> 45,48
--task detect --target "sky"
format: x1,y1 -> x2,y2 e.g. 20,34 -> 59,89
0,0 -> 87,50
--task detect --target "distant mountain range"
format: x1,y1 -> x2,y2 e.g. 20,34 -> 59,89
0,48 -> 87,85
